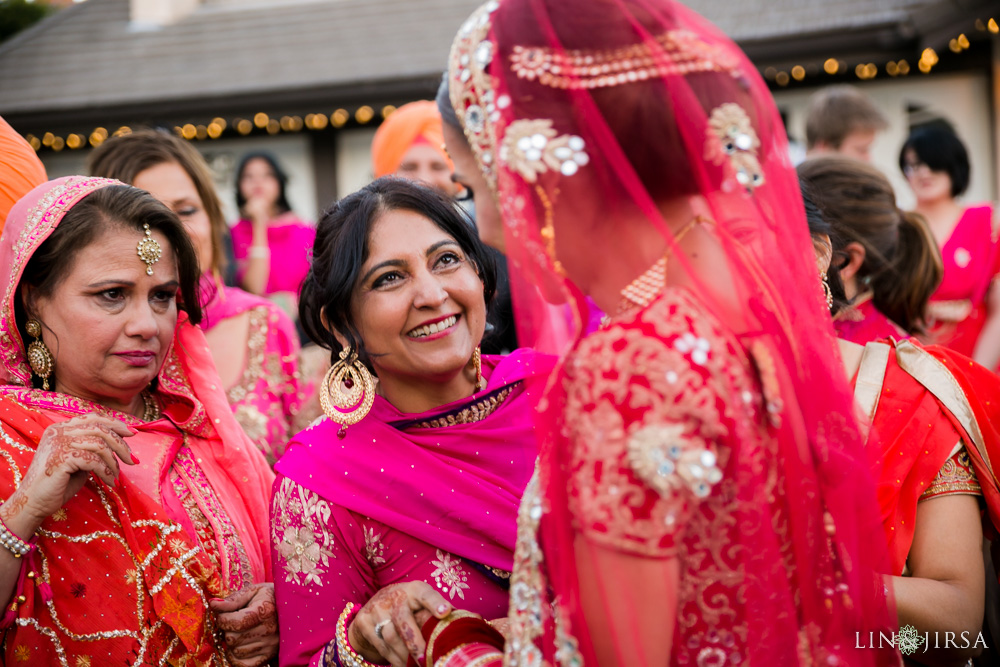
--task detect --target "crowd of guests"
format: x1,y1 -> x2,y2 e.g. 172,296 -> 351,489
0,1 -> 998,666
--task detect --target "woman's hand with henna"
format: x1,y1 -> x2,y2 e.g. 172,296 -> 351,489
209,582 -> 278,667
2,414 -> 137,539
349,581 -> 453,667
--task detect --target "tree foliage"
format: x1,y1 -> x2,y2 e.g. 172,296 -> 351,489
0,0 -> 53,45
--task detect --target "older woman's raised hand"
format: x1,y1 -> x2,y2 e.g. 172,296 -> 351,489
2,414 -> 137,531
209,582 -> 278,667
350,581 -> 453,667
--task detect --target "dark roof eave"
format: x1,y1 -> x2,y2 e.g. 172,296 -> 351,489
1,75 -> 445,132
738,23 -> 915,65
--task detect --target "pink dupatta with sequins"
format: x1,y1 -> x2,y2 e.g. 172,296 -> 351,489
274,349 -> 548,572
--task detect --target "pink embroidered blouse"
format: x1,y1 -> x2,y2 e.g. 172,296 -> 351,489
271,476 -> 511,666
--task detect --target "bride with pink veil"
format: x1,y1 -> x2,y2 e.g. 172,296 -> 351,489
403,0 -> 903,665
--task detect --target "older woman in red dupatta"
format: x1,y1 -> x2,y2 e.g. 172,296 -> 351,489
0,176 -> 276,665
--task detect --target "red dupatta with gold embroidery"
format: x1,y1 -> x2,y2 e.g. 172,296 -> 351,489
0,394 -> 227,665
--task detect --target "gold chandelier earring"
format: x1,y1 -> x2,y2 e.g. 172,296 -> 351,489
319,346 -> 375,438
820,271 -> 834,311
25,319 -> 53,390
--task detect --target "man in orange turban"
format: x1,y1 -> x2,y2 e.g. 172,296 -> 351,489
0,117 -> 47,232
371,101 -> 459,196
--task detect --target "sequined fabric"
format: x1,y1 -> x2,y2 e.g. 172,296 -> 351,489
0,397 -> 227,666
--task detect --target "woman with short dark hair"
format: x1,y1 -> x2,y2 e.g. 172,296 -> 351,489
270,177 -> 546,667
900,126 -> 1000,370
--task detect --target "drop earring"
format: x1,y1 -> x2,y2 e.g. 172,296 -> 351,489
25,319 -> 53,390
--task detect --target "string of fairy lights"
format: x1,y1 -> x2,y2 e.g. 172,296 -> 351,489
20,17 -> 999,154
23,104 -> 397,153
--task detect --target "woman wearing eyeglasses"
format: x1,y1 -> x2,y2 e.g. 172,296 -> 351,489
900,126 -> 1000,371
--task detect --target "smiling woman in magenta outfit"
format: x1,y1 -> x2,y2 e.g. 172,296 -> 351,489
270,177 -> 546,667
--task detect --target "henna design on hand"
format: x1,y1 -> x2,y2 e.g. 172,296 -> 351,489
220,599 -> 278,635
0,493 -> 28,521
399,622 -> 420,654
44,442 -> 111,478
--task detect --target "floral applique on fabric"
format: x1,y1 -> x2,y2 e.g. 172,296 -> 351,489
430,549 -> 471,600
705,103 -> 764,192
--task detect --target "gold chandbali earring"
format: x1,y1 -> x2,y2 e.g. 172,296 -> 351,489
25,319 -> 53,390
472,346 -> 484,392
820,271 -> 834,311
320,346 -> 375,438
136,223 -> 162,276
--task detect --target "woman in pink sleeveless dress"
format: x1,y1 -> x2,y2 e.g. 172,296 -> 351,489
900,126 -> 1000,370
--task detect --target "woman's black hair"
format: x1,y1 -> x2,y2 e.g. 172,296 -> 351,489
235,151 -> 293,215
16,184 -> 202,389
299,176 -> 498,369
436,74 -> 463,131
898,126 -> 970,198
800,179 -> 849,316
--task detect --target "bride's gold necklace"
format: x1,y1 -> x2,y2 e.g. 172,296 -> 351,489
614,215 -> 706,316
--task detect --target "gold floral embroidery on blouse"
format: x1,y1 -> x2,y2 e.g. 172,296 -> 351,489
271,476 -> 336,587
561,289 -> 751,557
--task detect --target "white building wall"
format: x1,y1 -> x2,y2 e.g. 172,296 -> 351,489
40,133 -> 318,224
336,128 -> 378,200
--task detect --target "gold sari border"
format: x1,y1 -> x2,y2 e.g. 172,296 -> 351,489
853,342 -> 891,442
894,340 -> 995,480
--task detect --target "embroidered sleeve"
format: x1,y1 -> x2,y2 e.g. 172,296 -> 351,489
562,293 -> 741,558
919,447 -> 982,500
270,475 -> 377,666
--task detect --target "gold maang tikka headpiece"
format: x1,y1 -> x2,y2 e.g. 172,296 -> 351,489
136,223 -> 162,276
